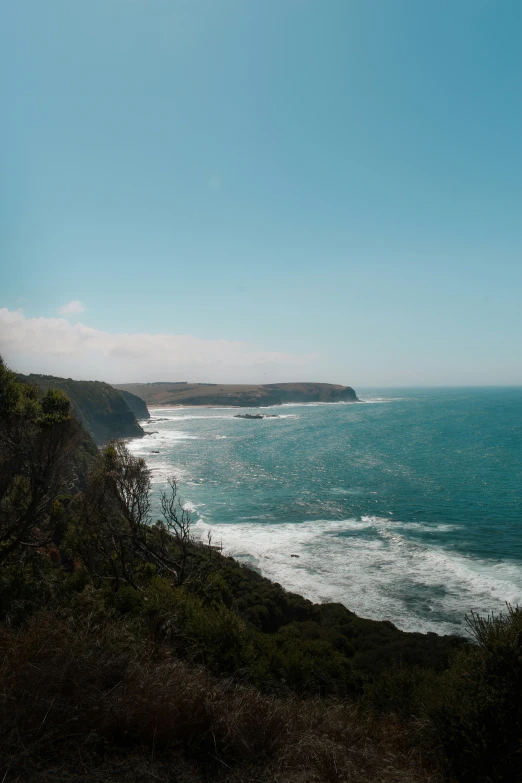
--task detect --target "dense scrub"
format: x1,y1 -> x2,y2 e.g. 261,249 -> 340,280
1,359 -> 521,782
0,607 -> 435,783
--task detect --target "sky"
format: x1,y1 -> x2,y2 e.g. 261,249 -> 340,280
1,0 -> 521,386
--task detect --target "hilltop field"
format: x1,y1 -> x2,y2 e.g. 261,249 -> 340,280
113,381 -> 358,408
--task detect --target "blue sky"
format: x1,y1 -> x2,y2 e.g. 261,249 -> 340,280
1,0 -> 521,385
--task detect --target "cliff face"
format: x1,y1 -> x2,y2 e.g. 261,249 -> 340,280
19,374 -> 145,445
118,389 -> 150,420
113,382 -> 358,408
255,383 -> 358,406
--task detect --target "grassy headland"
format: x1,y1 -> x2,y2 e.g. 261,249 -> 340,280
113,381 -> 358,407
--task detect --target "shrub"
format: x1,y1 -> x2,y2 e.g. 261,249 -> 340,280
421,606 -> 522,782
0,606 -> 439,783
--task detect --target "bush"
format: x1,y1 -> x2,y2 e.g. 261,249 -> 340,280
143,577 -> 254,676
422,606 -> 522,782
0,605 -> 439,783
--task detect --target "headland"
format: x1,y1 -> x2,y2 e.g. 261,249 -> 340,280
113,381 -> 358,408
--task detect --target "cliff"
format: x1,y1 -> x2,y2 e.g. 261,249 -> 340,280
19,374 -> 145,445
112,381 -> 358,407
118,389 -> 150,420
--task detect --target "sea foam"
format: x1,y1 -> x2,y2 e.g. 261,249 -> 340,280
192,515 -> 522,635
127,388 -> 522,636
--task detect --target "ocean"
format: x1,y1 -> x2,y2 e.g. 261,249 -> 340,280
128,387 -> 522,636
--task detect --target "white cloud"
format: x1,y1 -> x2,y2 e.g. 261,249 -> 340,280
58,300 -> 86,317
0,308 -> 319,384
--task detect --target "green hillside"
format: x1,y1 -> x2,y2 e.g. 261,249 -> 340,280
19,374 -> 145,445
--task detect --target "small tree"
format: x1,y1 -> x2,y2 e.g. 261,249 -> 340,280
0,359 -> 80,565
158,477 -> 193,585
74,441 -> 194,587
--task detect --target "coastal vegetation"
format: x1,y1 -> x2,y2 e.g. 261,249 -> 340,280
1,359 -> 521,782
18,373 -> 148,444
118,387 -> 151,420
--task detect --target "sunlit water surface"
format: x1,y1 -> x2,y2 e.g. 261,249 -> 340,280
128,388 -> 522,635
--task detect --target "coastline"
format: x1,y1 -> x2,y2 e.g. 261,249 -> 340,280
130,388 -> 522,638
147,399 -> 362,410
149,403 -> 241,409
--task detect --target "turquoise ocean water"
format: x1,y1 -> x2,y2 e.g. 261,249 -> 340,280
128,388 -> 522,635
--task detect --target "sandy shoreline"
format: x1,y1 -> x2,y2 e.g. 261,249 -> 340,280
148,403 -> 246,410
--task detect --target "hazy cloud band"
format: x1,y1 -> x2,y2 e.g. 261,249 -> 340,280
0,308 -> 319,383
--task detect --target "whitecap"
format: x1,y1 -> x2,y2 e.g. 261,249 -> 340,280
150,414 -> 234,421
146,430 -> 199,441
359,397 -> 403,404
183,500 -> 205,513
192,516 -> 522,635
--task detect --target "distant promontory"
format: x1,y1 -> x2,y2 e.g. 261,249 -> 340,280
112,382 -> 358,408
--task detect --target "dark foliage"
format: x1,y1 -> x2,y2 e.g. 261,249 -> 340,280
0,359 -> 82,566
1,360 -> 521,782
118,388 -> 150,420
18,372 -> 145,444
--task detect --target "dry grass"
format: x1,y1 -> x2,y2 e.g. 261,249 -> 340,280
0,607 -> 441,783
113,382 -> 352,407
